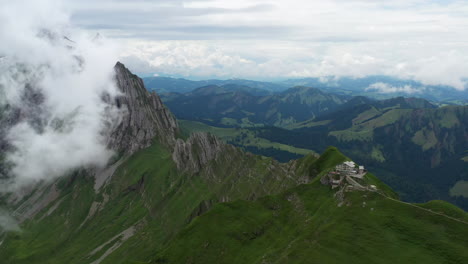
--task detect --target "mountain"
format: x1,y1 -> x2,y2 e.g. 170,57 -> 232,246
0,63 -> 318,263
373,96 -> 437,109
257,100 -> 468,209
288,96 -> 436,129
161,85 -> 348,128
1,63 -> 467,264
187,84 -> 272,96
143,77 -> 285,94
281,76 -> 468,104
157,173 -> 468,264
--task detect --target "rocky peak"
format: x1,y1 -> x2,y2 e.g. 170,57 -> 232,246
109,62 -> 179,155
110,63 -> 228,174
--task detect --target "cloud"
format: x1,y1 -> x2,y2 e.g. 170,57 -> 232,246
57,0 -> 468,90
119,40 -> 468,90
388,50 -> 468,90
0,0 -> 121,188
0,209 -> 20,232
64,0 -> 468,43
365,82 -> 424,94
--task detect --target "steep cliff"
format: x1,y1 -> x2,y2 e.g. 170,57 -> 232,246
110,62 -> 178,154
172,132 -> 225,173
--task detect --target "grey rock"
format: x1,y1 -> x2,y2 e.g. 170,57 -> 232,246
109,62 -> 179,155
172,132 -> 224,173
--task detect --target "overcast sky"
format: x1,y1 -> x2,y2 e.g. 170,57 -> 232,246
62,0 -> 468,89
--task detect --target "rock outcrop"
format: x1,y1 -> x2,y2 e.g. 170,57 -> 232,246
172,132 -> 225,173
109,62 -> 178,154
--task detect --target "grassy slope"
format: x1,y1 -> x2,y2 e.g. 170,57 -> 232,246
329,108 -> 412,142
3,142 -> 467,264
156,176 -> 468,264
0,141 -> 319,264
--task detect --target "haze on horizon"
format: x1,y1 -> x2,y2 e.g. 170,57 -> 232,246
4,0 -> 466,91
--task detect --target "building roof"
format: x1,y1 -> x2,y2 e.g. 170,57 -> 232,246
343,161 -> 356,167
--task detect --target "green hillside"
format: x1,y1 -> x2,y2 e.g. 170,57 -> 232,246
0,138 -> 322,264
2,131 -> 467,264
156,171 -> 468,264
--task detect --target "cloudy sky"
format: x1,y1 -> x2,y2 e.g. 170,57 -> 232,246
64,0 -> 468,89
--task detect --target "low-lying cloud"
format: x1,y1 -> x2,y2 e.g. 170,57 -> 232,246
366,82 -> 423,94
0,0 -> 121,189
0,209 -> 20,232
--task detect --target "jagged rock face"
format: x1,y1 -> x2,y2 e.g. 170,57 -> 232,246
110,62 -> 178,154
172,132 -> 225,173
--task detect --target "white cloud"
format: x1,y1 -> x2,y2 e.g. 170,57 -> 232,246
0,209 -> 20,232
62,0 -> 466,90
118,40 -> 468,90
0,0 -> 121,188
29,0 -> 467,89
365,82 -> 423,94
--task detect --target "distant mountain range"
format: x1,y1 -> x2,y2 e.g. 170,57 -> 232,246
281,76 -> 468,104
144,75 -> 468,104
143,77 -> 285,94
160,83 -> 437,129
161,85 -> 348,127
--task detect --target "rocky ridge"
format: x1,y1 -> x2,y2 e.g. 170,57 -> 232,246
172,132 -> 225,173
